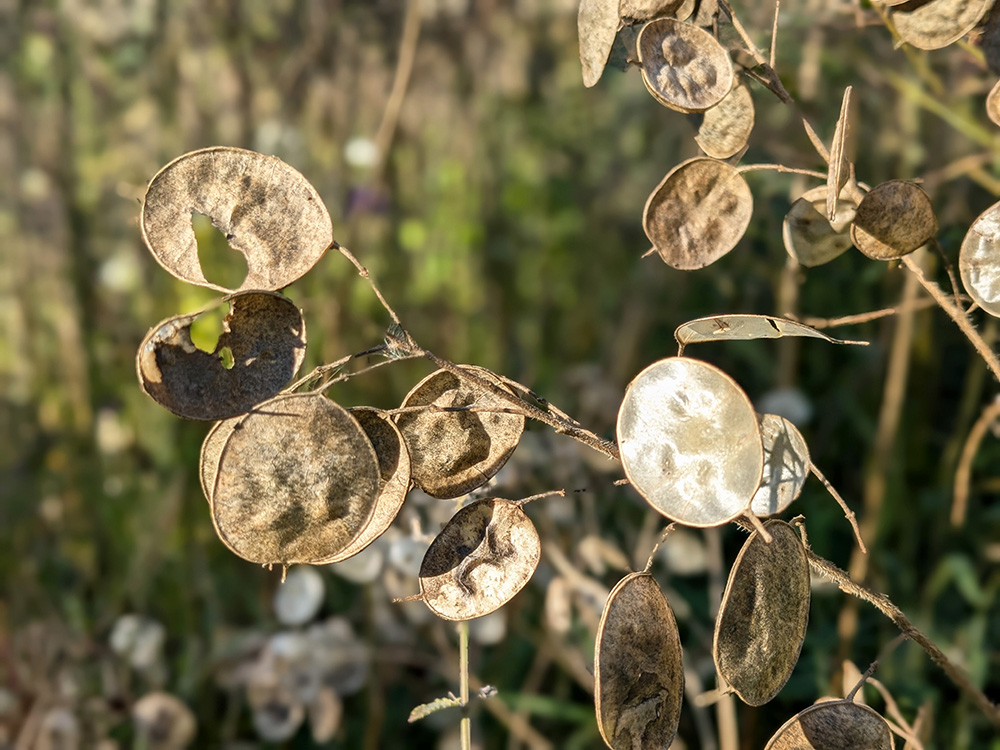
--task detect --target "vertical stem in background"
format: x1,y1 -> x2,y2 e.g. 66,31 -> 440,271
459,620 -> 472,750
705,528 -> 738,750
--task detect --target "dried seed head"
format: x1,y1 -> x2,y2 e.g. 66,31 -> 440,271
850,180 -> 937,260
764,700 -> 895,749
784,186 -> 857,268
579,0 -> 620,87
890,0 -> 990,50
418,498 -> 540,621
141,147 -> 332,292
960,199 -> 1000,317
674,313 -> 866,349
595,572 -> 683,750
637,18 -> 734,113
750,414 -> 811,517
694,77 -> 755,159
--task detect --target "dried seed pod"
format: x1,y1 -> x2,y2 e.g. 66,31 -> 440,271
851,180 -> 937,260
595,572 -> 683,750
617,357 -> 763,526
418,498 -> 540,621
890,0 -> 990,51
750,414 -> 811,517
316,408 -> 411,564
132,692 -> 197,750
674,314 -> 866,351
619,0 -> 685,23
137,291 -> 307,421
764,700 -> 895,749
643,157 -> 753,270
714,519 -> 810,706
693,77 -> 755,159
784,185 -> 857,267
637,18 -> 734,112
200,417 -> 240,503
395,366 -> 524,499
141,147 -> 333,292
211,393 -> 380,566
987,79 -> 1000,128
579,0 -> 620,87
960,199 -> 1000,317
827,86 -> 855,221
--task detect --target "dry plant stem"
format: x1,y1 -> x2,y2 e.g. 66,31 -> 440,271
717,0 -> 792,103
283,344 -> 389,392
952,397 -> 1000,526
705,528 -> 738,750
459,620 -> 471,750
769,0 -> 779,69
929,238 -> 963,307
797,297 -> 944,329
643,523 -> 677,573
801,117 -> 831,163
311,353 -> 423,395
868,676 -> 925,750
372,0 -> 422,181
737,163 -> 827,180
808,463 -> 867,553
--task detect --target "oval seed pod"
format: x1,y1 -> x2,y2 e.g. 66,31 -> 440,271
316,408 -> 411,564
713,519 -> 810,706
418,498 -> 540,621
694,77 -> 755,159
200,417 -> 241,503
579,0 -> 620,88
211,393 -> 380,566
617,357 -> 763,526
784,185 -> 857,268
750,414 -> 811,517
674,313 -> 867,351
960,199 -> 1000,317
764,700 -> 895,750
850,180 -> 937,260
595,572 -> 683,750
395,366 -> 524,499
890,0 -> 990,51
643,157 -> 753,270
637,18 -> 734,113
137,291 -> 307,421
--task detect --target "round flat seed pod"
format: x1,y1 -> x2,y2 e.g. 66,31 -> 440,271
141,147 -> 333,292
643,157 -> 753,270
783,186 -> 857,267
850,180 -> 937,260
200,417 -> 241,503
595,572 -> 683,750
137,291 -> 307,421
714,519 -> 810,705
693,77 -> 755,159
637,18 -> 734,113
751,414 -> 811,517
890,0 -> 990,51
617,357 -> 763,526
395,366 -> 524,499
211,394 -> 380,566
619,0 -> 684,23
418,498 -> 540,621
579,0 -> 620,88
316,408 -> 410,564
987,79 -> 1000,128
674,313 -> 867,350
764,700 -> 895,750
960,200 -> 1000,317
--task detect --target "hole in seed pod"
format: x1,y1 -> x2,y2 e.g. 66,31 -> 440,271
192,212 -> 248,291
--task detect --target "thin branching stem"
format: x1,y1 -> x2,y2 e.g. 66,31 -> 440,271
459,621 -> 471,750
952,396 -> 1000,527
737,163 -> 827,179
809,463 -> 867,553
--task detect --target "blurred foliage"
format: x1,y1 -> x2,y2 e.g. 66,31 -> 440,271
1,0 -> 999,748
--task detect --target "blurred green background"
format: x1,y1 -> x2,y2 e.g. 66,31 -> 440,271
1,0 -> 999,748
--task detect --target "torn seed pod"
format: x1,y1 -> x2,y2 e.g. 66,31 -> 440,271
693,77 -> 755,159
750,414 -> 810,517
890,0 -> 990,51
579,0 -> 620,88
395,365 -> 524,499
595,572 -> 683,750
643,158 -> 753,270
637,18 -> 734,113
137,291 -> 306,421
713,519 -> 810,705
418,498 -> 540,621
960,199 -> 1000,317
764,700 -> 895,749
674,313 -> 866,351
315,408 -> 410,564
827,86 -> 855,222
211,393 -> 380,566
784,185 -> 857,267
141,147 -> 333,292
617,357 -> 763,526
850,180 -> 937,260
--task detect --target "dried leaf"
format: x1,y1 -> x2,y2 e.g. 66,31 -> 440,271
959,199 -> 1000,317
141,147 -> 333,292
714,519 -> 810,705
750,414 -> 811,517
643,157 -> 753,269
784,185 -> 857,268
579,0 -> 620,87
395,366 -> 524,499
675,314 -> 867,350
851,180 -> 937,260
595,572 -> 683,750
827,86 -> 855,221
890,0 -> 990,50
619,0 -> 684,23
418,498 -> 540,621
617,357 -> 763,526
137,291 -> 307,421
764,700 -> 895,749
637,18 -> 734,113
211,394 -> 380,566
987,79 -> 1000,128
694,77 -> 755,159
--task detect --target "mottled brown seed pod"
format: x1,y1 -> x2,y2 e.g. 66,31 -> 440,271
784,186 -> 857,268
851,180 -> 936,260
890,0 -> 990,51
764,700 -> 895,749
637,18 -> 734,113
694,77 -> 755,159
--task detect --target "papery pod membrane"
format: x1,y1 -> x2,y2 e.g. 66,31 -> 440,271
750,414 -> 811,517
595,572 -> 683,750
619,0 -> 684,23
418,498 -> 540,621
764,700 -> 895,750
395,365 -> 524,499
315,408 -> 411,564
694,77 -> 755,159
137,291 -> 307,421
617,357 -> 763,526
579,0 -> 620,87
674,314 -> 866,351
827,86 -> 855,221
673,0 -> 696,21
643,158 -> 753,270
637,18 -> 734,113
987,79 -> 1000,128
211,393 -> 380,566
200,417 -> 241,503
890,0 -> 990,50
784,185 -> 857,267
714,520 -> 810,705
959,199 -> 1000,317
141,147 -> 333,292
607,25 -> 641,73
850,180 -> 937,260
